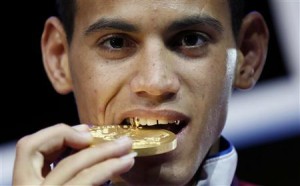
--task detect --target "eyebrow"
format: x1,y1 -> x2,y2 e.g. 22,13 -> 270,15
84,15 -> 224,36
84,18 -> 139,35
167,15 -> 224,33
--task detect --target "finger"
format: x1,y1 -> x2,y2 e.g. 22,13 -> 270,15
43,136 -> 133,185
13,123 -> 92,185
38,124 -> 93,153
66,152 -> 136,185
51,124 -> 92,165
72,124 -> 91,132
53,124 -> 92,163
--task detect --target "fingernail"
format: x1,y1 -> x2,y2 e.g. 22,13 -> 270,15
115,136 -> 132,145
73,124 -> 90,132
80,131 -> 93,142
120,152 -> 138,160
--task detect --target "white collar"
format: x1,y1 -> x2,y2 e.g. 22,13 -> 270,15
197,137 -> 238,186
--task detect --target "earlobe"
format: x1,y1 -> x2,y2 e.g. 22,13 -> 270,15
41,17 -> 72,95
234,52 -> 256,89
234,12 -> 269,90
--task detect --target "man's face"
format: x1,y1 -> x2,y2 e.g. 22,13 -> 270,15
68,0 -> 236,185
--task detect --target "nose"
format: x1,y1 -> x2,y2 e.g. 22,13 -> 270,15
130,39 -> 180,100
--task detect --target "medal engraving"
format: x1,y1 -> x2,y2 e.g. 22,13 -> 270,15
90,125 -> 177,156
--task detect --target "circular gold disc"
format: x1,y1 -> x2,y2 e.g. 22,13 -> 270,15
90,125 -> 177,156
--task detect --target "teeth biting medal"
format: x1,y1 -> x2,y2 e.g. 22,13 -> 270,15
89,118 -> 177,157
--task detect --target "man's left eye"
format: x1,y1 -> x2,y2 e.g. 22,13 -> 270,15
178,33 -> 209,48
96,34 -> 137,60
101,36 -> 127,49
168,32 -> 211,58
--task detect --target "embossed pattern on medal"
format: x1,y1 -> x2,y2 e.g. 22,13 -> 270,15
90,125 -> 177,156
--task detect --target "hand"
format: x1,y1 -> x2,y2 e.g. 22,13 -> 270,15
13,124 -> 135,185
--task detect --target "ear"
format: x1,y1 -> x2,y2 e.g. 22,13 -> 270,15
41,17 -> 72,95
234,12 -> 269,90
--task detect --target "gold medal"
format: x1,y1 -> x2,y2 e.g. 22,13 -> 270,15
90,125 -> 177,156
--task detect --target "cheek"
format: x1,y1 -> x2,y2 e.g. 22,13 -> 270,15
71,75 -> 100,123
68,56 -> 103,122
207,51 -> 234,98
189,62 -> 229,99
205,63 -> 231,134
189,55 -> 231,128
71,59 -> 132,123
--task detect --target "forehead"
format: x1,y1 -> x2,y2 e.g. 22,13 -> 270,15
75,0 -> 231,32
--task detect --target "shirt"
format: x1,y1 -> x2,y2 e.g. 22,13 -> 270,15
197,137 -> 237,186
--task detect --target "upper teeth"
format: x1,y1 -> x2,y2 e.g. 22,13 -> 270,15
127,117 -> 180,127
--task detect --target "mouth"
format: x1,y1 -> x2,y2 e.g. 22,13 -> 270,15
121,117 -> 188,134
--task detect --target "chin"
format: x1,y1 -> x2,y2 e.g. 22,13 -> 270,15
122,148 -> 199,186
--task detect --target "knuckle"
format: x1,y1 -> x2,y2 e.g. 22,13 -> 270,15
79,167 -> 91,177
16,135 -> 33,151
54,123 -> 69,130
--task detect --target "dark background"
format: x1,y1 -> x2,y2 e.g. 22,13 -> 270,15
1,1 -> 299,185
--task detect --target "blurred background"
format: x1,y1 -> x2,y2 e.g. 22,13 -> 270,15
1,0 -> 299,185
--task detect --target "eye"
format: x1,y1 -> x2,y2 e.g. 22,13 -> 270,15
97,34 -> 137,60
104,37 -> 124,48
176,32 -> 209,48
170,32 -> 210,58
100,35 -> 134,50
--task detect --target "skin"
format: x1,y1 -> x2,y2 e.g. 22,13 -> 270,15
13,0 -> 269,185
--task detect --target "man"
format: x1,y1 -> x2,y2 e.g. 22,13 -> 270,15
13,0 -> 269,185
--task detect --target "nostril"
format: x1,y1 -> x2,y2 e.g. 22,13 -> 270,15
135,91 -> 177,102
162,92 -> 177,101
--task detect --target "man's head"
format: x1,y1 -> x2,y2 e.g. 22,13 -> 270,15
41,0 -> 268,185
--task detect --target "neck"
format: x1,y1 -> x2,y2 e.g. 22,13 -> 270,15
208,138 -> 221,156
111,138 -> 221,186
186,138 -> 221,186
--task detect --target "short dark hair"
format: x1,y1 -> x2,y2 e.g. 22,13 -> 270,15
229,0 -> 245,38
56,0 -> 76,43
56,0 -> 244,44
